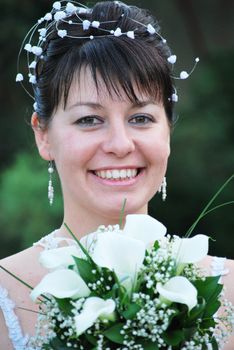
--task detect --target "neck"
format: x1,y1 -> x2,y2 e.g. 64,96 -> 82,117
56,200 -> 148,240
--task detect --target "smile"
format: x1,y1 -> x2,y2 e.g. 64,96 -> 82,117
93,168 -> 140,180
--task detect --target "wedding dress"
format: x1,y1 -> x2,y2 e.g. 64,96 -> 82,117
0,232 -> 230,350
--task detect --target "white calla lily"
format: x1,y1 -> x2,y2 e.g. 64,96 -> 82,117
39,246 -> 82,269
75,297 -> 116,336
91,232 -> 145,289
157,276 -> 197,311
122,214 -> 167,248
172,234 -> 209,264
30,269 -> 90,301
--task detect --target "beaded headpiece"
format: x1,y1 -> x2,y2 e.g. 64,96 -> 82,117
16,1 -> 199,111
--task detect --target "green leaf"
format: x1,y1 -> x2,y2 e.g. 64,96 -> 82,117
138,340 -> 159,350
85,333 -> 97,346
185,174 -> 234,237
122,303 -> 141,319
73,256 -> 97,283
187,297 -> 206,322
162,330 -> 185,346
54,298 -> 73,316
104,323 -> 125,344
193,276 -> 222,302
48,337 -> 70,349
64,223 -> 93,263
211,337 -> 219,350
204,300 -> 221,318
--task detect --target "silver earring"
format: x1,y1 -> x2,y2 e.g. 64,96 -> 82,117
159,176 -> 167,201
48,161 -> 54,205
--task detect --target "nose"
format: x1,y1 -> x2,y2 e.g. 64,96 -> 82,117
101,121 -> 135,158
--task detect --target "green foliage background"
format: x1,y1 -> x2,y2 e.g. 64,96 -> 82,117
0,0 -> 233,259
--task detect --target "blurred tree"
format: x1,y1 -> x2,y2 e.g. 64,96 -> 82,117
0,152 -> 63,258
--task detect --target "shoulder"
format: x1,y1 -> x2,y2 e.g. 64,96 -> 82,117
0,245 -> 47,344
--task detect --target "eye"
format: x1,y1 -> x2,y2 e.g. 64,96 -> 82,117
75,115 -> 103,127
129,114 -> 155,125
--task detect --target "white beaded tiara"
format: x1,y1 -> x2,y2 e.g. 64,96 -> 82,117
15,1 -> 199,110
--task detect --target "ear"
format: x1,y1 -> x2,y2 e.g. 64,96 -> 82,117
31,112 -> 51,161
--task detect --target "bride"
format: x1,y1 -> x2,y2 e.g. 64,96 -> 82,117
0,1 -> 233,349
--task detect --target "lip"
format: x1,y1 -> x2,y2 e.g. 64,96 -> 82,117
88,168 -> 145,187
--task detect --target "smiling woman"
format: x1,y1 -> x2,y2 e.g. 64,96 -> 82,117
0,1 -> 233,349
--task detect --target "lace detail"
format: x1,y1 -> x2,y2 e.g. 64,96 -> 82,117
0,285 -> 29,349
33,230 -> 76,250
211,256 -> 229,281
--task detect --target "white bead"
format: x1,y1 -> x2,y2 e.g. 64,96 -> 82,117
57,30 -> 67,38
180,71 -> 189,79
127,31 -> 135,39
44,13 -> 52,21
48,167 -> 54,174
16,73 -> 24,82
167,55 -> 177,64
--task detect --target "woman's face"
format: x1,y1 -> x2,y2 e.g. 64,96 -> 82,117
35,68 -> 171,220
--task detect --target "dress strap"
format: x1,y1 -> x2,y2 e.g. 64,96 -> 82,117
0,285 -> 29,349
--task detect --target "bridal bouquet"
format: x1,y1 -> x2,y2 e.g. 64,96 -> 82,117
28,214 -> 234,350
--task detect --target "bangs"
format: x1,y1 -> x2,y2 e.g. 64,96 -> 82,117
54,36 -> 173,121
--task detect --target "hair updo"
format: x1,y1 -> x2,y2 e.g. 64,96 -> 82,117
33,1 -> 175,128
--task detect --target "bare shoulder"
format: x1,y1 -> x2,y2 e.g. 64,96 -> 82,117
0,246 -> 47,345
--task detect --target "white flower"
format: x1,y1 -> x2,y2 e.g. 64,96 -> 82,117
167,55 -> 177,64
29,61 -> 37,69
39,245 -> 82,269
157,276 -> 197,311
75,297 -> 116,336
31,46 -> 43,56
92,21 -> 100,28
44,13 -> 53,21
172,234 -> 209,264
66,2 -> 77,14
57,29 -> 67,38
147,24 -> 156,34
171,93 -> 178,102
80,214 -> 166,291
38,28 -> 47,37
91,232 -> 145,290
53,1 -> 61,10
24,43 -> 32,52
54,11 -> 67,22
121,214 -> 166,248
16,73 -> 23,82
83,20 -> 91,30
114,28 -> 122,37
127,31 -> 135,39
30,269 -> 90,301
180,71 -> 189,79
29,75 -> 37,84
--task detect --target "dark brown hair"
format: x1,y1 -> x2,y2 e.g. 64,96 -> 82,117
34,1 -> 175,127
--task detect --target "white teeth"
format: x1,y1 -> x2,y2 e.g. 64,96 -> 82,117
95,168 -> 138,180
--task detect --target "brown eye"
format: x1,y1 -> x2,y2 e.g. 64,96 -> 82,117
129,114 -> 155,125
75,116 -> 103,127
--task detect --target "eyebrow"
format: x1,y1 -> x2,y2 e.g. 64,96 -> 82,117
67,99 -> 158,111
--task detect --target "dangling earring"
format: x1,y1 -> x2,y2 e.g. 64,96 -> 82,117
159,176 -> 167,201
48,161 -> 54,205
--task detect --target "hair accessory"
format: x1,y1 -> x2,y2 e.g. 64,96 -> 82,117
158,176 -> 167,201
48,161 -> 54,205
15,1 -> 199,108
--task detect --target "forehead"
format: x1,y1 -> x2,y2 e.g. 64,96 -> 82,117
65,66 -> 162,108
